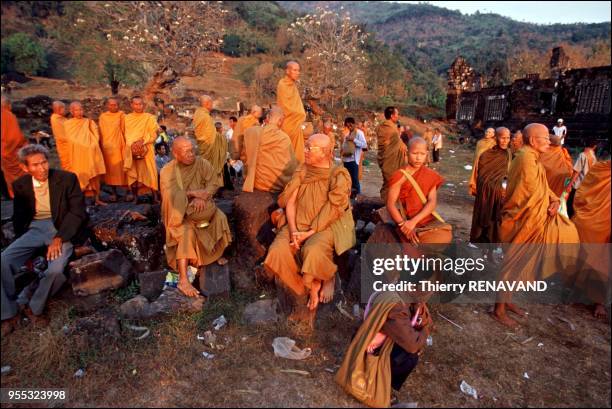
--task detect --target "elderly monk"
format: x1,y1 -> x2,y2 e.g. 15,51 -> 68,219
193,95 -> 226,187
469,127 -> 496,196
510,130 -> 523,155
322,121 -> 337,155
470,127 -> 512,243
63,102 -> 107,205
243,106 -> 298,193
571,160 -> 611,319
494,123 -> 579,328
124,96 -> 159,203
98,97 -> 127,202
277,61 -> 306,164
1,96 -> 27,198
264,134 -> 355,313
230,105 -> 262,162
160,137 -> 232,298
50,100 -> 71,170
540,134 -> 573,197
377,106 -> 407,201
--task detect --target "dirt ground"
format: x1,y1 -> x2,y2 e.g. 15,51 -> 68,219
1,140 -> 610,408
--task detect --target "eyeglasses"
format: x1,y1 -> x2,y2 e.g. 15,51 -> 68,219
304,146 -> 324,152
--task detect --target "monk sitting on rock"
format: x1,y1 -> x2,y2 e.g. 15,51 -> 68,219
264,134 -> 356,315
160,137 -> 232,298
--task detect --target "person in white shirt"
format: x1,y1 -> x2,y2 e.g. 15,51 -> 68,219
341,117 -> 368,196
432,129 -> 443,163
552,119 -> 567,145
225,116 -> 237,142
566,138 -> 598,217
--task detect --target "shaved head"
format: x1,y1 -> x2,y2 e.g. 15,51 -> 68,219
408,136 -> 427,150
495,127 -> 511,150
407,136 -> 428,168
107,97 -> 120,113
286,61 -> 300,69
285,61 -> 301,82
309,133 -> 330,148
550,134 -> 562,146
172,136 -> 196,166
268,105 -> 284,124
52,100 -> 65,115
250,104 -> 263,118
131,96 -> 145,113
523,123 -> 550,153
69,101 -> 84,119
484,127 -> 495,139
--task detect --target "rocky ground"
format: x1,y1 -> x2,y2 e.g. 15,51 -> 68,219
1,140 -> 610,408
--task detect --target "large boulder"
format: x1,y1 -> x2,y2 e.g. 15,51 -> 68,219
232,191 -> 278,269
119,287 -> 204,319
69,249 -> 133,296
199,263 -> 231,297
88,202 -> 165,273
138,270 -> 168,301
352,195 -> 385,225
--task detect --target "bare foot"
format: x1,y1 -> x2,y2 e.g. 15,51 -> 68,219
593,304 -> 608,319
491,310 -> 519,329
178,280 -> 200,298
95,199 -> 108,206
307,280 -> 322,311
217,257 -> 228,266
507,303 -> 526,317
319,276 -> 335,304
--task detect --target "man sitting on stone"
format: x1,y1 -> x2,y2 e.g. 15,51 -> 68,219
264,134 -> 355,314
1,145 -> 87,335
160,137 -> 232,298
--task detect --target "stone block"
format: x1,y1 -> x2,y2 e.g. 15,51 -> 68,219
69,249 -> 133,296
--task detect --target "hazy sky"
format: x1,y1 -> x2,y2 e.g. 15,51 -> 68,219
397,1 -> 612,24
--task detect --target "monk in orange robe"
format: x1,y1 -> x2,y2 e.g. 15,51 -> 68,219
193,95 -> 226,187
322,121 -> 337,156
243,106 -> 298,193
63,101 -> 107,205
377,106 -> 407,201
469,127 -> 496,196
571,160 -> 611,319
1,96 -> 27,198
470,127 -> 512,243
98,97 -> 127,202
494,123 -> 579,328
123,96 -> 159,203
230,105 -> 262,162
540,134 -> 573,197
277,61 -> 306,164
50,100 -> 71,170
510,130 -> 523,155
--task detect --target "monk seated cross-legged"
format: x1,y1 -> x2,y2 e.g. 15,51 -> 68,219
494,123 -> 580,328
264,134 -> 356,318
160,137 -> 232,298
470,127 -> 512,243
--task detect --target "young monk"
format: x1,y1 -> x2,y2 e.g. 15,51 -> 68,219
386,137 -> 452,246
98,97 -> 128,202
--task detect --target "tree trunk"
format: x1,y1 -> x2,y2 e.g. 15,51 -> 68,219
142,66 -> 180,103
110,80 -> 120,95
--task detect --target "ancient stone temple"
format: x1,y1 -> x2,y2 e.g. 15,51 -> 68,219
446,47 -> 611,144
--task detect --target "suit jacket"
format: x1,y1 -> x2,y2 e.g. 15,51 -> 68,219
12,169 -> 88,244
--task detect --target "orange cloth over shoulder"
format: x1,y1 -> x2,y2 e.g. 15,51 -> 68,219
98,111 -> 127,186
1,106 -> 27,198
277,76 -> 306,164
63,117 -> 106,192
540,145 -> 573,196
123,112 -> 159,191
51,113 -> 71,170
468,137 -> 496,196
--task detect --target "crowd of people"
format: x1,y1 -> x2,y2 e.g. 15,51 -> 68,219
1,59 -> 610,407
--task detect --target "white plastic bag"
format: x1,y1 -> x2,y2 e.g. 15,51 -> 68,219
272,337 -> 312,360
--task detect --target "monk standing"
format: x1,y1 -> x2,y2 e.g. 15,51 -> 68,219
63,102 -> 107,205
470,127 -> 512,243
468,127 -> 496,196
230,105 -> 262,162
242,106 -> 298,193
377,106 -> 407,201
50,101 -> 70,171
571,160 -> 611,319
124,96 -> 159,203
540,134 -> 573,197
1,95 -> 27,198
160,137 -> 231,298
98,97 -> 127,202
193,95 -> 226,187
494,123 -> 579,328
322,121 -> 337,155
264,134 -> 355,313
277,61 -> 306,164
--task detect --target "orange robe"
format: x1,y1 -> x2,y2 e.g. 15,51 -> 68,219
499,146 -> 579,283
193,107 -> 225,186
469,137 -> 496,196
124,112 -> 159,191
277,76 -> 306,164
1,107 -> 27,198
540,145 -> 573,197
377,120 -> 407,201
50,113 -> 70,170
571,160 -> 611,304
470,146 -> 511,242
242,124 -> 297,193
231,114 -> 260,162
98,111 -> 127,186
63,118 -> 106,193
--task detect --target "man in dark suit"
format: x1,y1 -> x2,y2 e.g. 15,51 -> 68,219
1,144 -> 87,336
